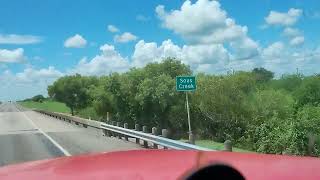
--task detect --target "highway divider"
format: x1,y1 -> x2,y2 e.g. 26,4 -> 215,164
34,109 -> 212,151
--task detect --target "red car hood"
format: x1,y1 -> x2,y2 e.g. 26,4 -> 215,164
0,150 -> 319,180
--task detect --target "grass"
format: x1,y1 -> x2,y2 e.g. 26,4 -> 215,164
19,100 -> 70,113
19,100 -> 101,120
181,139 -> 253,153
77,106 -> 100,120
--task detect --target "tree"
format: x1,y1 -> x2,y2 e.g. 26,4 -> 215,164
294,76 -> 320,107
248,89 -> 294,121
48,74 -> 98,115
32,95 -> 45,102
252,67 -> 274,83
89,76 -> 116,119
193,72 -> 255,141
270,74 -> 303,92
133,58 -> 191,130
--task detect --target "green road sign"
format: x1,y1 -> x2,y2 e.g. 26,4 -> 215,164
176,76 -> 196,91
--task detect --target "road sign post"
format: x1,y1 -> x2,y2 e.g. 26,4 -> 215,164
176,76 -> 196,144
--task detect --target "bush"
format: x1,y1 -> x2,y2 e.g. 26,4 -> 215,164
248,105 -> 320,156
294,76 -> 320,107
248,89 -> 294,122
77,106 -> 100,121
31,95 -> 45,102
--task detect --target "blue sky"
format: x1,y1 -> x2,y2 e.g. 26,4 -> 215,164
0,0 -> 319,100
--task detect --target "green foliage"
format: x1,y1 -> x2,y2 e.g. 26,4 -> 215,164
269,74 -> 303,92
44,59 -> 320,156
48,74 -> 98,115
248,89 -> 294,121
180,139 -> 252,152
31,95 -> 45,102
252,67 -> 274,83
296,105 -> 320,132
77,106 -> 100,120
294,76 -> 320,107
193,72 -> 255,141
88,76 -> 115,119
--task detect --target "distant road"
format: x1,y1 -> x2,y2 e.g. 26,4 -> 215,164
0,102 -> 142,167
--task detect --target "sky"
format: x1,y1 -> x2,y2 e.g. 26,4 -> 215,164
0,0 -> 320,100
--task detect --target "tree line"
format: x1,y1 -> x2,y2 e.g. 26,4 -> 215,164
47,58 -> 320,156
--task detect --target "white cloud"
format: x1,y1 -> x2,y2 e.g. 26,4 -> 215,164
132,39 -> 230,73
261,47 -> 320,77
262,41 -> 285,59
15,66 -> 63,83
259,45 -> 293,77
0,66 -> 63,101
230,37 -> 260,60
71,44 -> 130,76
156,0 -> 227,42
114,32 -> 138,43
290,36 -> 304,46
283,27 -> 300,37
155,0 -> 259,59
265,8 -> 302,26
0,34 -> 42,44
181,44 -> 229,65
132,40 -> 168,67
0,48 -> 25,63
107,25 -> 119,33
64,34 -> 87,48
156,0 -> 255,44
136,15 -> 150,22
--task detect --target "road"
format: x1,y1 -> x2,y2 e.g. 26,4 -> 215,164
0,102 -> 142,167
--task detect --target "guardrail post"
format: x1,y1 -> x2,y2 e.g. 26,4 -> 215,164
117,122 -> 122,139
142,126 -> 148,148
135,124 -> 140,144
308,134 -> 315,156
83,123 -> 88,128
152,127 -> 158,149
189,133 -> 195,145
124,123 -> 129,141
112,121 -> 117,137
224,140 -> 232,152
102,128 -> 110,137
162,129 -> 169,149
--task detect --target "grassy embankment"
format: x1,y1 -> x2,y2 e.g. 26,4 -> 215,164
19,100 -> 70,113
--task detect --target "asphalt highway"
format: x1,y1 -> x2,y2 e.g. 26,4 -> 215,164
0,102 -> 142,167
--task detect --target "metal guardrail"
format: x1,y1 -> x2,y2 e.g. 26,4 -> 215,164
35,109 -> 212,151
100,123 -> 211,150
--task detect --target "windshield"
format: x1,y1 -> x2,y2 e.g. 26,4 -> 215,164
0,0 -> 319,169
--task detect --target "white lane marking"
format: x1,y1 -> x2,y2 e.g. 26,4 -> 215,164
16,105 -> 71,156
